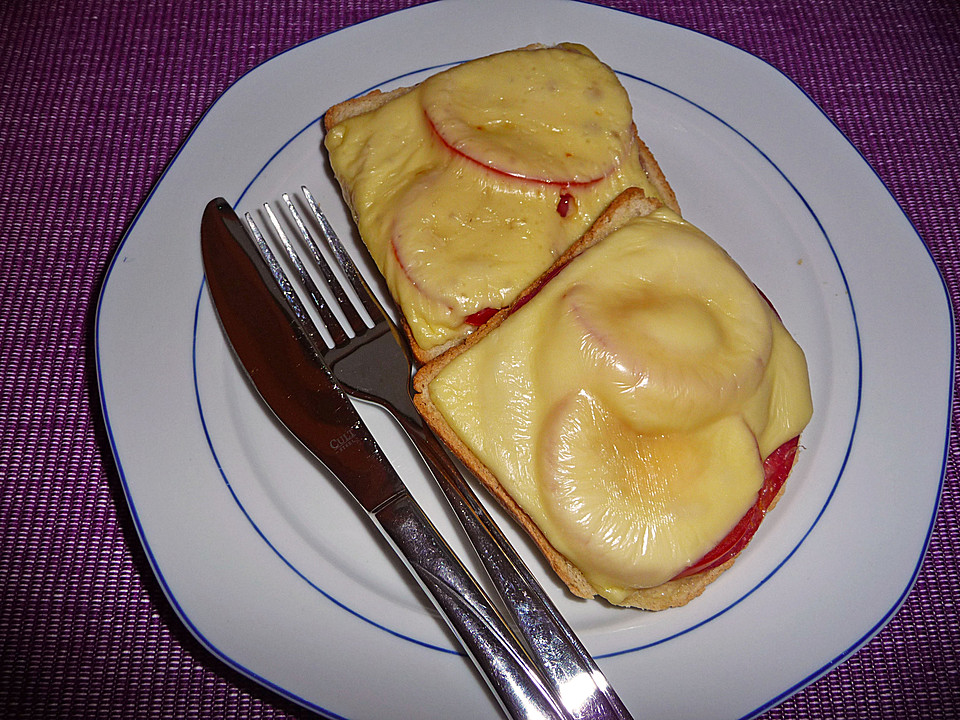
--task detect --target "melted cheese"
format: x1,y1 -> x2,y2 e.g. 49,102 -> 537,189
324,45 -> 664,350
427,209 -> 813,597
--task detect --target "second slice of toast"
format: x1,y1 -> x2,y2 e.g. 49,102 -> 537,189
412,188 -> 812,609
323,43 -> 680,363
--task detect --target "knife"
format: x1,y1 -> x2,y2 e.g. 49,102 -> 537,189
200,198 -> 569,720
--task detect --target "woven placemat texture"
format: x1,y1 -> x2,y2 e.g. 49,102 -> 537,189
1,0 -> 957,718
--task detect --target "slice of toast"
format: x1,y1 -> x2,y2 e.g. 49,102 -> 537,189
323,44 -> 680,364
412,188 -> 801,610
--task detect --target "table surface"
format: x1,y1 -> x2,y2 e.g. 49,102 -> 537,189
2,0 -> 957,718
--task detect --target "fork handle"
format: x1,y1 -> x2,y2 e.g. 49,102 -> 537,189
402,423 -> 635,720
374,492 -> 569,720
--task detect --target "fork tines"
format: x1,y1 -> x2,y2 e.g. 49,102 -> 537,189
243,187 -> 377,347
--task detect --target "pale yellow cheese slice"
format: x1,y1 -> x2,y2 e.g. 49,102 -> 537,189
427,208 -> 813,598
324,45 -> 665,351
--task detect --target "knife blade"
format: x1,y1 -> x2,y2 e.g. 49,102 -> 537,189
200,197 -> 568,720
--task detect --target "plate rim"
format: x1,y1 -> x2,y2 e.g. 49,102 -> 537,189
94,1 -> 955,718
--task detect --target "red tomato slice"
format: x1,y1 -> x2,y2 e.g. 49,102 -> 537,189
465,307 -> 499,326
423,107 -> 613,187
673,436 -> 799,579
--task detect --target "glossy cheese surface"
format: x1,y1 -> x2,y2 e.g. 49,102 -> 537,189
324,45 -> 663,350
427,209 -> 813,599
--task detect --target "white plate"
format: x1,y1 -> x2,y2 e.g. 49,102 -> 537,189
95,1 -> 954,718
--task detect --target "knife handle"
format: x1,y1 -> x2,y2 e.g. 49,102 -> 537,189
374,492 -> 568,720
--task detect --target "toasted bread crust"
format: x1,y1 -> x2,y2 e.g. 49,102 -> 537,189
633,130 -> 679,217
323,85 -> 415,133
413,189 -> 797,609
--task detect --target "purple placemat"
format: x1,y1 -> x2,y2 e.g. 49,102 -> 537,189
1,1 -> 957,718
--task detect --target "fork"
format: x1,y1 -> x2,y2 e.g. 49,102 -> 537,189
243,186 -> 634,720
